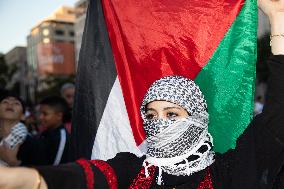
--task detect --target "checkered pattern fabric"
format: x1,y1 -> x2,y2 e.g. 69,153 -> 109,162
1,122 -> 28,149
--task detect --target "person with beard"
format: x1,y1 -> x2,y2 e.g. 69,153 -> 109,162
0,0 -> 283,188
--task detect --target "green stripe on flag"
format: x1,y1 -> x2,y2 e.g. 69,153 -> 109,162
195,0 -> 258,153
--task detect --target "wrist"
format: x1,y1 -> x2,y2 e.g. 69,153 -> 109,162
32,169 -> 42,189
19,168 -> 47,189
32,169 -> 48,189
268,12 -> 284,55
269,12 -> 284,35
8,159 -> 21,167
6,168 -> 34,188
271,36 -> 284,55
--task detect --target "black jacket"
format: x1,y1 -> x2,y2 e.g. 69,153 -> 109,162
18,125 -> 70,166
37,55 -> 284,189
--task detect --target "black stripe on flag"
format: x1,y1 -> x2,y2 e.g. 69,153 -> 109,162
71,0 -> 117,159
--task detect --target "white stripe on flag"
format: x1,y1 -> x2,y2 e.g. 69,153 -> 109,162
91,77 -> 145,160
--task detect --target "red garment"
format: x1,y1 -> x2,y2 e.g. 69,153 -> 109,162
78,159 -> 213,189
129,165 -> 156,189
197,169 -> 214,189
76,159 -> 94,189
129,166 -> 214,189
90,160 -> 118,189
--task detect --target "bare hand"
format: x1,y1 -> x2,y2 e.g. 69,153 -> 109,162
0,144 -> 21,166
0,167 -> 33,189
0,167 -> 48,189
258,0 -> 284,54
258,0 -> 284,17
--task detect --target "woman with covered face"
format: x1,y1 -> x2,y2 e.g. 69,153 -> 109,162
0,0 -> 284,188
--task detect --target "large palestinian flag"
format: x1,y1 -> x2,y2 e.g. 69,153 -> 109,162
71,0 -> 257,160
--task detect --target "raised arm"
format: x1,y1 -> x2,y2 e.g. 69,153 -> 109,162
258,0 -> 284,142
213,2 -> 284,189
258,0 -> 284,55
0,167 -> 48,189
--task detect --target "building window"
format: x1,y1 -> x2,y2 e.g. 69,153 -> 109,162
42,29 -> 50,36
55,29 -> 65,35
43,38 -> 50,43
69,31 -> 75,37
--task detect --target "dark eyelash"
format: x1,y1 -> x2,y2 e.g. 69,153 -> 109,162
167,112 -> 178,116
146,114 -> 155,119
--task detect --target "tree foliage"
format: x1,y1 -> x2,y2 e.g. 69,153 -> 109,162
36,75 -> 75,102
0,54 -> 21,91
0,54 -> 9,88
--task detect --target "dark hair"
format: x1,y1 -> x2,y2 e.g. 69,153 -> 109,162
0,91 -> 26,113
39,96 -> 69,123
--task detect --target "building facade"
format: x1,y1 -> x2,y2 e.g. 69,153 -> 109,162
27,6 -> 76,77
27,6 -> 77,101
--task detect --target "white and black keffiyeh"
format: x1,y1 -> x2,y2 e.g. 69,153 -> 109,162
0,122 -> 28,149
140,76 -> 215,184
141,76 -> 208,124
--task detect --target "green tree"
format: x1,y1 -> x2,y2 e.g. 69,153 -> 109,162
37,75 -> 75,101
0,54 -> 9,88
0,54 -> 21,92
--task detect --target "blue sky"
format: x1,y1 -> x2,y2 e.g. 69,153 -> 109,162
0,1 -> 270,54
0,0 -> 78,54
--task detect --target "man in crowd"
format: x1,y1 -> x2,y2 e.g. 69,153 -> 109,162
60,83 -> 75,133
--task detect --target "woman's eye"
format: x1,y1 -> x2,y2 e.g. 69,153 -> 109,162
145,113 -> 155,120
167,112 -> 178,119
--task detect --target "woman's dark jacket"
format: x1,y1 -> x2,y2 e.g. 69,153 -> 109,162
37,55 -> 284,189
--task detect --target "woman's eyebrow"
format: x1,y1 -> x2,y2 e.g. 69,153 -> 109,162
163,107 -> 182,111
146,108 -> 156,112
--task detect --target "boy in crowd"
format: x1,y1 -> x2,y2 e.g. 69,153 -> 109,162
0,93 -> 28,166
1,96 -> 70,166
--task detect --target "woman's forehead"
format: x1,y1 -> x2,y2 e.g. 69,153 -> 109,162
146,100 -> 183,110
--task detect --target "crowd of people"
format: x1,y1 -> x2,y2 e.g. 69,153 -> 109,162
0,83 -> 75,167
